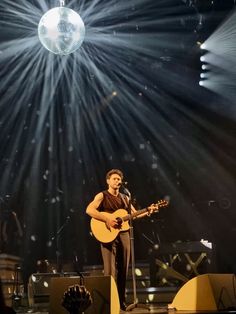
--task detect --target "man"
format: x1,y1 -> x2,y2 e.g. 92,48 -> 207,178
86,169 -> 154,311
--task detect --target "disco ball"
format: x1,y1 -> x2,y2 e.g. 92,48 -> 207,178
38,7 -> 85,55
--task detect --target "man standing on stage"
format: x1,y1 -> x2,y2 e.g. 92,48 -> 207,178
86,169 -> 154,311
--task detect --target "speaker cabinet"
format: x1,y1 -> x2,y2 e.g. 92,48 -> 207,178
28,273 -> 61,308
49,275 -> 120,314
170,273 -> 236,311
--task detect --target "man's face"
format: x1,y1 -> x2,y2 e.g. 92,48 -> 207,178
107,173 -> 122,189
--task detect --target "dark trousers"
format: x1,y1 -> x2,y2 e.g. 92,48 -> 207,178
101,231 -> 130,305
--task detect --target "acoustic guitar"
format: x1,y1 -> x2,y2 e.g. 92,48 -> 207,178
90,199 -> 168,243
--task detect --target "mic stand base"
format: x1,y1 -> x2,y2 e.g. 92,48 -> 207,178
126,302 -> 150,312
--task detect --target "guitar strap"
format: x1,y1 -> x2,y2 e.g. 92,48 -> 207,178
119,193 -> 129,211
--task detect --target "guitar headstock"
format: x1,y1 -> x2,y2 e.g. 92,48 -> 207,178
147,199 -> 169,214
156,199 -> 169,208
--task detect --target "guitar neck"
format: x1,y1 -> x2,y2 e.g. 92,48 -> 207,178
123,207 -> 148,222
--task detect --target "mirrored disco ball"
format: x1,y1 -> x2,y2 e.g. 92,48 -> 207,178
38,7 -> 85,55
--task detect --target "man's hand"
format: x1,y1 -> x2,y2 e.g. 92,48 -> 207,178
105,218 -> 118,230
147,199 -> 169,216
147,203 -> 158,216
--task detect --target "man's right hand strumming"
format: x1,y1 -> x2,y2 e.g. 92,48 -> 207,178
105,217 -> 118,230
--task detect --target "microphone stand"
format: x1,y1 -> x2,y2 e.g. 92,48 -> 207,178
123,187 -> 150,312
49,214 -> 72,273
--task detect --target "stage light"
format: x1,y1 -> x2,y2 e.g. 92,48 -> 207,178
200,43 -> 206,50
200,73 -> 205,78
43,281 -> 49,288
31,275 -> 36,282
199,80 -> 204,86
38,1 -> 85,55
148,294 -> 154,302
135,268 -> 142,276
202,64 -> 208,70
200,56 -> 206,62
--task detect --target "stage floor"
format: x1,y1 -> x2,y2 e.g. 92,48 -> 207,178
13,303 -> 236,314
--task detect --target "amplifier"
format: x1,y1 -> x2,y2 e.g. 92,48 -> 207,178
28,273 -> 120,314
28,272 -> 77,308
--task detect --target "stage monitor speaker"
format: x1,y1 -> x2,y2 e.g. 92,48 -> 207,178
170,273 -> 236,311
49,275 -> 120,314
28,272 -> 61,308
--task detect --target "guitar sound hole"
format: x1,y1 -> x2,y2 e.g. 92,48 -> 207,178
116,217 -> 122,228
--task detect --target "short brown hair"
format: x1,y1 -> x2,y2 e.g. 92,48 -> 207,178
106,169 -> 124,180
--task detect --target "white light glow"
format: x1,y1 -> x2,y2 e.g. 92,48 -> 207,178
135,268 -> 142,276
43,281 -> 49,288
31,275 -> 36,282
200,56 -> 206,62
202,64 -> 208,70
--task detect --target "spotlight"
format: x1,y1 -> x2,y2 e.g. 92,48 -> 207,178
200,43 -> 206,50
200,56 -> 206,62
38,0 -> 85,55
199,80 -> 204,86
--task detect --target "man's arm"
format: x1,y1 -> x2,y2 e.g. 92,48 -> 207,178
86,193 -> 117,229
86,193 -> 106,221
131,202 -> 156,218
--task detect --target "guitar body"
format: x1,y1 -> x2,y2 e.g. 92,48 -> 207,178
90,209 -> 130,243
90,199 -> 168,243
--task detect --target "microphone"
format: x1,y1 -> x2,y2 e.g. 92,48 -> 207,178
119,182 -> 131,197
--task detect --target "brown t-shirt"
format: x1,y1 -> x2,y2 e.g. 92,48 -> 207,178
98,191 -> 128,213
